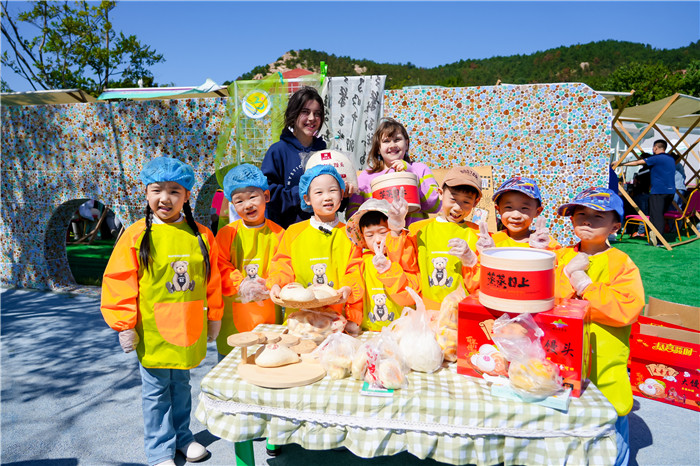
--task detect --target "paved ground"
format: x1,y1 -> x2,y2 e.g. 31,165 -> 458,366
1,288 -> 698,466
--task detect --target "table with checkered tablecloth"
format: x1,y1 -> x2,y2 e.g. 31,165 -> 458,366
196,324 -> 618,465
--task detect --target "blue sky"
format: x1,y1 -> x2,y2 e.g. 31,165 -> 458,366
2,1 -> 699,92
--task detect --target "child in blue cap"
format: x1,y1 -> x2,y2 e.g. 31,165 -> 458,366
101,156 -> 223,466
215,163 -> 285,359
477,176 -> 561,251
554,187 -> 645,466
268,164 -> 354,318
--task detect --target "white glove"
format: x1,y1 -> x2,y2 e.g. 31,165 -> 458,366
564,252 -> 590,278
447,238 -> 477,267
476,221 -> 495,253
372,238 -> 392,274
387,187 -> 408,233
207,320 -> 221,342
528,217 -> 550,249
570,270 -> 592,295
118,329 -> 139,353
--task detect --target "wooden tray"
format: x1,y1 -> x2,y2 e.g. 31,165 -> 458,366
238,353 -> 326,388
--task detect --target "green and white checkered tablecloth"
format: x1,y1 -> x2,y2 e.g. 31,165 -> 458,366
196,325 -> 617,465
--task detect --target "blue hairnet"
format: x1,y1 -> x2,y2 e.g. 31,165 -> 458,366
223,163 -> 270,201
299,164 -> 346,212
140,156 -> 195,191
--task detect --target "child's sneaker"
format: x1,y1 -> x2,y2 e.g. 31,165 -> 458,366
178,441 -> 208,462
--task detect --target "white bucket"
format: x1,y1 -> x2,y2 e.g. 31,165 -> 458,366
370,172 -> 421,213
478,247 -> 556,313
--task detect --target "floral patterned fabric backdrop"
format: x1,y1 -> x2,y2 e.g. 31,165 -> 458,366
383,83 -> 612,245
1,82 -> 610,291
1,99 -> 229,290
320,75 -> 386,171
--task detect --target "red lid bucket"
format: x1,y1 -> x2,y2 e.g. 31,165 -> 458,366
370,172 -> 421,212
478,247 -> 556,313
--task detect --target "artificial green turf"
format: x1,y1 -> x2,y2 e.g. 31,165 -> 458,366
65,239 -> 115,286
614,234 -> 699,307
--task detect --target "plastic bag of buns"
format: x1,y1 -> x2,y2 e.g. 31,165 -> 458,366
352,328 -> 409,390
492,313 -> 563,400
310,333 -> 360,380
389,288 -> 444,373
286,308 -> 347,343
436,287 -> 465,362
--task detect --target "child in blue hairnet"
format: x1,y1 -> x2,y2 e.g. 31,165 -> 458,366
215,163 -> 285,359
101,157 -> 223,466
268,164 -> 354,319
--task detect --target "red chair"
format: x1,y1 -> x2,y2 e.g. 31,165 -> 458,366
664,189 -> 700,242
621,214 -> 649,239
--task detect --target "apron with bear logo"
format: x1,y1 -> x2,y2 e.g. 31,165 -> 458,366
216,219 -> 284,355
360,253 -> 404,331
135,222 -> 209,369
411,219 -> 478,310
286,221 -> 353,316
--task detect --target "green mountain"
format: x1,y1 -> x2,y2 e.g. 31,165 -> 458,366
237,40 -> 700,104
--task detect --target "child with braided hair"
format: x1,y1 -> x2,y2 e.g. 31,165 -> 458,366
101,157 -> 223,466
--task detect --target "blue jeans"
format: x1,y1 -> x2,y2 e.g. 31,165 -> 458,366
633,193 -> 649,234
615,415 -> 630,466
139,364 -> 195,466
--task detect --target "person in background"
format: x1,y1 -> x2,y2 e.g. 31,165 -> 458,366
629,153 -> 652,238
673,153 -> 687,211
100,157 -> 223,466
622,140 -> 675,242
554,187 -> 644,466
261,87 -> 327,229
347,118 -> 441,226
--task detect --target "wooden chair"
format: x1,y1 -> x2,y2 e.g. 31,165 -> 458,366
664,189 -> 700,242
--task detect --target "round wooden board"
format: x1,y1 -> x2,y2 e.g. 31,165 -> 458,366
227,332 -> 264,347
278,333 -> 301,346
238,354 -> 326,388
289,339 -> 317,354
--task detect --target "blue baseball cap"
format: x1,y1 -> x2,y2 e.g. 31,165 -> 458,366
299,164 -> 345,212
140,157 -> 195,191
557,187 -> 624,221
493,176 -> 542,204
222,163 -> 269,201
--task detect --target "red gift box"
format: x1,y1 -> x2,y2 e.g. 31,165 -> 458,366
630,297 -> 700,412
457,294 -> 591,397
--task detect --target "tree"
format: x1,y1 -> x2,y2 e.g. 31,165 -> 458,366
603,62 -> 684,106
1,0 -> 164,96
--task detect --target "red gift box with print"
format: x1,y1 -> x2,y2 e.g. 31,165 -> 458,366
457,293 -> 591,397
629,297 -> 700,412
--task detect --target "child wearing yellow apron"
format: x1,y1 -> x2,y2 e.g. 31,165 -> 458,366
555,187 -> 644,466
408,166 -> 482,310
479,176 -> 561,251
268,165 -> 354,317
344,197 -> 420,330
215,164 -> 285,358
101,157 -> 223,466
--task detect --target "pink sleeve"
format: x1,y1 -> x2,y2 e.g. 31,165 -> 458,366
408,162 -> 441,214
347,170 -> 375,217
